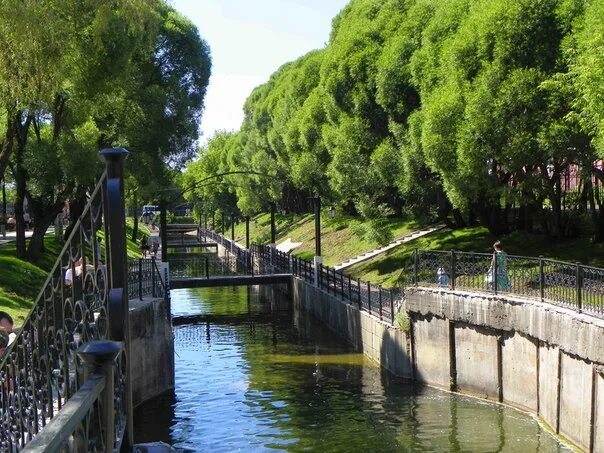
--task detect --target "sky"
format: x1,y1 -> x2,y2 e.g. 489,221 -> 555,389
171,0 -> 350,144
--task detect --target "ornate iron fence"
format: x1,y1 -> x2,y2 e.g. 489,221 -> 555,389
0,149 -> 131,451
250,243 -> 402,324
410,250 -> 604,316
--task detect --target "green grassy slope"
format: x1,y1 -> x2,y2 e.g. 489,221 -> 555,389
230,213 -> 423,267
0,218 -> 151,326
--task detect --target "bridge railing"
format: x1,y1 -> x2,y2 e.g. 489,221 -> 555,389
0,149 -> 131,451
127,257 -> 166,301
198,227 -> 255,274
411,250 -> 604,316
251,243 -> 402,324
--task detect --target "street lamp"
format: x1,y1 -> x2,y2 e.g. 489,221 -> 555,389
269,202 -> 276,247
308,195 -> 322,286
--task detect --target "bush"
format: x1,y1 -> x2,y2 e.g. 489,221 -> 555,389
394,308 -> 410,332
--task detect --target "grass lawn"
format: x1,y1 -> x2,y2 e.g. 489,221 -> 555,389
0,218 -> 151,327
346,226 -> 604,287
229,212 -> 424,267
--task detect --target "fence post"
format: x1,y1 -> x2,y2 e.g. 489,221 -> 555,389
493,252 -> 498,295
100,147 -> 132,447
576,262 -> 582,310
450,250 -> 456,290
413,248 -> 419,286
539,256 -> 544,301
358,278 -> 362,309
138,259 -> 143,301
77,341 -> 122,453
205,256 -> 209,279
367,282 -> 372,314
390,290 -> 395,324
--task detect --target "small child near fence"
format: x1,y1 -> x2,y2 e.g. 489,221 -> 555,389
437,268 -> 449,288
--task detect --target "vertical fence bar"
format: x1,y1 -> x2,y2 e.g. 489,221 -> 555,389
367,282 -> 372,315
450,250 -> 456,290
358,278 -> 362,309
539,256 -> 545,301
138,259 -> 143,301
205,256 -> 209,279
151,257 -> 156,298
390,290 -> 395,324
576,262 -> 582,310
378,286 -> 383,320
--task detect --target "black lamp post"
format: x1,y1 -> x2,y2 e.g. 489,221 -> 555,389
269,202 -> 276,246
312,196 -> 321,257
245,215 -> 250,249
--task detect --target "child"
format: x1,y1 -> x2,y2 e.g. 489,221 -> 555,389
437,267 -> 449,288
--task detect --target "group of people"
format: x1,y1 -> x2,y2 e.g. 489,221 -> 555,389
0,311 -> 15,357
437,241 -> 510,291
140,236 -> 160,258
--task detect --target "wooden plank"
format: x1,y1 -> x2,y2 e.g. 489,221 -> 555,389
22,374 -> 105,452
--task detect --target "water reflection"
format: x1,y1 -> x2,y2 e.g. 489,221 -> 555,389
134,286 -> 569,452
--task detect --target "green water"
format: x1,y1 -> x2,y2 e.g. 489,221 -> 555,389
133,286 -> 570,452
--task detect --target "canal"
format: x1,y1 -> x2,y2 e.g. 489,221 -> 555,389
133,286 -> 570,452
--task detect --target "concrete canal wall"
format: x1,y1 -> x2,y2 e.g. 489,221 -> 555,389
288,278 -> 604,452
129,296 -> 175,408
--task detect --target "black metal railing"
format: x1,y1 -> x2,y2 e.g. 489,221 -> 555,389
127,257 -> 166,301
410,250 -> 604,316
0,149 -> 132,451
251,243 -> 402,324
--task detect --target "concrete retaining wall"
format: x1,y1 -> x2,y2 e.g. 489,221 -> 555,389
289,278 -> 604,452
129,296 -> 174,408
405,289 -> 604,452
290,278 -> 413,379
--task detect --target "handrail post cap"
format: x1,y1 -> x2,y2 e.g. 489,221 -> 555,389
100,147 -> 129,162
77,340 -> 123,366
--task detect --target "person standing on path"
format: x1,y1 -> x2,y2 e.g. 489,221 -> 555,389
489,241 -> 510,291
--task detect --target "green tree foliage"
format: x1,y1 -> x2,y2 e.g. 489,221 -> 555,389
184,0 -> 604,242
0,0 -> 211,258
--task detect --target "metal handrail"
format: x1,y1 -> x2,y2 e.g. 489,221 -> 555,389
1,150 -> 131,451
409,249 -> 604,316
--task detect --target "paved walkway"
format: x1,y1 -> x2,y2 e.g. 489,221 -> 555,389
334,223 -> 446,271
0,229 -> 43,246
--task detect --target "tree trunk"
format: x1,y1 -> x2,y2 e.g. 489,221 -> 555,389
14,164 -> 26,258
593,200 -> 604,242
473,194 -> 508,236
0,108 -> 17,181
26,197 -> 64,259
63,188 -> 87,240
27,216 -> 53,258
